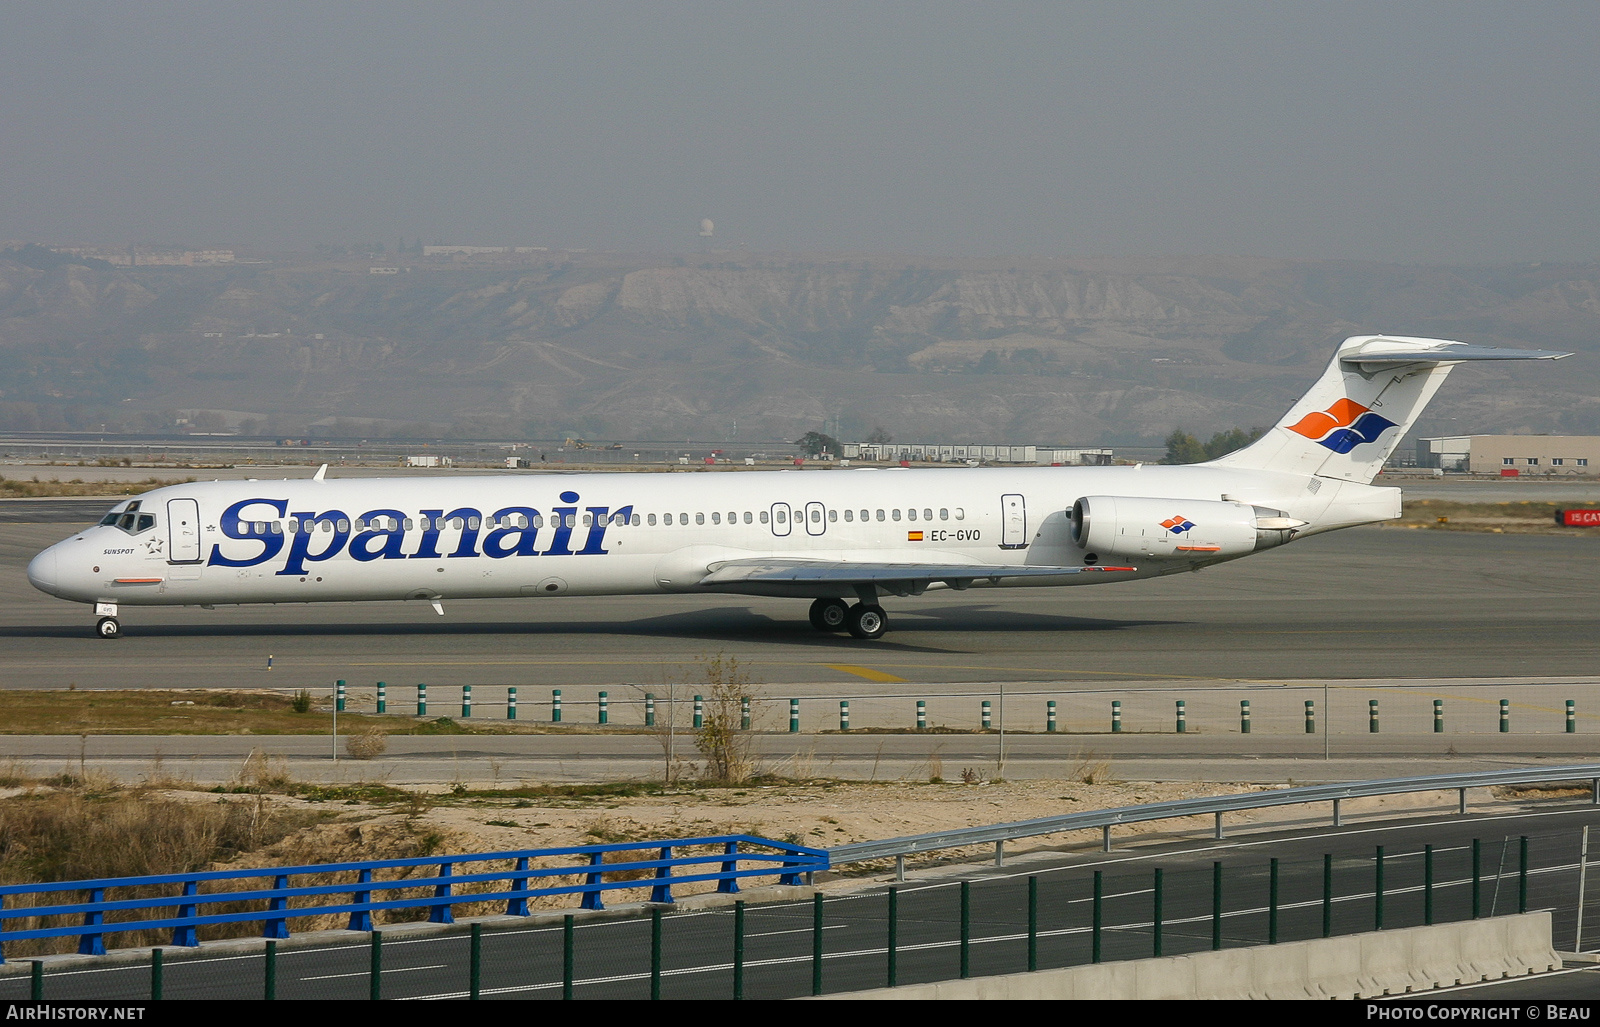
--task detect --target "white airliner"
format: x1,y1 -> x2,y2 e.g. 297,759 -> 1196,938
26,335 -> 1569,640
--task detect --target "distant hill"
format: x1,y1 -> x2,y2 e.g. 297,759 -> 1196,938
0,252 -> 1595,444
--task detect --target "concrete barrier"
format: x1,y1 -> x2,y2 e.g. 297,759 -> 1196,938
814,912 -> 1560,1000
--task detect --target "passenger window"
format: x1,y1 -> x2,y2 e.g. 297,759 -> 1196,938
892,509 -> 902,521
336,518 -> 351,533
777,509 -> 787,524
728,511 -> 736,523
940,509 -> 949,521
955,508 -> 965,520
631,514 -> 641,526
844,510 -> 853,522
712,512 -> 721,524
582,514 -> 592,526
271,521 -> 283,534
828,510 -> 837,522
679,512 -> 688,525
875,510 -> 885,521
760,510 -> 769,523
924,508 -> 933,521
743,511 -> 752,524
404,519 -> 414,530
907,509 -> 917,521
648,513 -> 657,525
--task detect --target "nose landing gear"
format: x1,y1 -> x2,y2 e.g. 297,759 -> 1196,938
96,617 -> 121,639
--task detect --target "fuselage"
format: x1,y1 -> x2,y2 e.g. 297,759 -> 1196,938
26,462 -> 1399,610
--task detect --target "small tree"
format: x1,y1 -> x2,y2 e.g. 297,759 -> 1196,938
866,425 -> 893,445
694,654 -> 761,784
1162,429 -> 1207,464
794,431 -> 841,458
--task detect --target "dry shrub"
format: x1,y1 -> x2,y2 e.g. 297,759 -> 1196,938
233,749 -> 292,791
345,727 -> 388,761
693,654 -> 761,784
1069,752 -> 1115,785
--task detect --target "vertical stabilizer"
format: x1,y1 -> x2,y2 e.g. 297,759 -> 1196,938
1208,336 -> 1569,484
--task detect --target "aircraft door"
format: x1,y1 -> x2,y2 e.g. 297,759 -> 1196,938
166,498 -> 202,563
804,501 -> 826,536
770,503 -> 793,537
1000,493 -> 1028,550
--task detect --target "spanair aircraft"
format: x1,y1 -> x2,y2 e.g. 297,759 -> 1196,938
26,335 -> 1569,641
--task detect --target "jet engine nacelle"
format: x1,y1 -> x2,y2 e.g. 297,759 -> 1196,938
1069,496 -> 1303,561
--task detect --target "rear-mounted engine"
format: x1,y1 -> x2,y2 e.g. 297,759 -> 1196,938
1069,496 -> 1304,561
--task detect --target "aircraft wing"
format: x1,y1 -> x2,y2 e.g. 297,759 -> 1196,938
698,558 -> 1135,593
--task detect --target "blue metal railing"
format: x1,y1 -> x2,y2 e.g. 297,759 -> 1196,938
0,834 -> 826,961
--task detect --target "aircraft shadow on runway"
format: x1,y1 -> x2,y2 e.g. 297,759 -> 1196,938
3,604 -> 1179,652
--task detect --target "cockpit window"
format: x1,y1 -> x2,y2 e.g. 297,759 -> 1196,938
110,509 -> 157,535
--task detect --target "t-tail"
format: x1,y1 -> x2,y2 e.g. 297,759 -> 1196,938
1207,335 -> 1570,484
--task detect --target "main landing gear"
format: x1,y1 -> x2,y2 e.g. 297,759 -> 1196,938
808,597 -> 888,640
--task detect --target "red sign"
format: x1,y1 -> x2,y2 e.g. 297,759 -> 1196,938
1557,509 -> 1600,527
1501,468 -> 1520,477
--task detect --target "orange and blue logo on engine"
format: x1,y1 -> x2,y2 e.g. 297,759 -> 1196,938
1285,398 -> 1397,454
1159,515 -> 1194,533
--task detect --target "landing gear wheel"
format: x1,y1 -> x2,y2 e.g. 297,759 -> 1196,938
846,603 -> 887,640
809,597 -> 850,632
95,617 -> 121,639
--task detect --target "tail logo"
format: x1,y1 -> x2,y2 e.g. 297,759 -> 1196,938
1160,515 -> 1195,534
1285,398 -> 1397,454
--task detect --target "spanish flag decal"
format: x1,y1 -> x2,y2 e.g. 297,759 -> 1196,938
907,531 -> 925,541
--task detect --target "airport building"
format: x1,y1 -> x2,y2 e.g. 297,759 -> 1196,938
1415,435 -> 1600,475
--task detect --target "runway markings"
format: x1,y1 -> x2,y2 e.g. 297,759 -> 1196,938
825,664 -> 908,683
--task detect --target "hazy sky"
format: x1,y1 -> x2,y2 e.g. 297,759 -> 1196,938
2,1 -> 1597,262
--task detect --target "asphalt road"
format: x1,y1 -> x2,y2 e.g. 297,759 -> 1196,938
6,801 -> 1600,1000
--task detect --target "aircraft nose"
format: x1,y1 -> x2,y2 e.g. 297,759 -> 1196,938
26,547 -> 60,596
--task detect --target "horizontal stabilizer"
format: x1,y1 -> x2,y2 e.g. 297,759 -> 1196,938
700,559 -> 1135,589
1342,340 -> 1571,368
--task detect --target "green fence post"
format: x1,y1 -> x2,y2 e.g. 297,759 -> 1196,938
1027,875 -> 1038,971
1375,846 -> 1385,930
1240,699 -> 1251,734
645,693 -> 655,728
840,700 -> 850,731
1500,699 -> 1510,733
1473,838 -> 1482,918
1305,699 -> 1315,733
1269,858 -> 1279,943
552,688 -> 562,723
733,900 -> 745,1000
790,699 -> 800,733
887,886 -> 898,988
1092,870 -> 1103,963
470,922 -> 481,1000
1176,700 -> 1186,733
562,914 -> 574,1000
1112,699 -> 1122,732
812,892 -> 824,996
598,691 -> 609,726
1323,854 -> 1333,938
1046,700 -> 1056,733
960,880 -> 972,977
1425,845 -> 1434,925
1568,700 -> 1577,734
336,679 -> 346,713
265,939 -> 276,1000
31,961 -> 42,1000
1434,698 -> 1443,732
1520,836 -> 1529,914
1212,861 -> 1223,950
507,686 -> 517,720
981,700 -> 992,730
917,700 -> 927,730
417,683 -> 426,716
1369,698 -> 1379,733
151,948 -> 162,1001
693,694 -> 703,730
651,908 -> 662,1000
461,684 -> 472,718
369,930 -> 382,1001
376,681 -> 386,714
1154,867 -> 1164,956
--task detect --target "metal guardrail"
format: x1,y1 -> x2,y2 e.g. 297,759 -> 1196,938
828,763 -> 1600,868
0,834 -> 825,962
